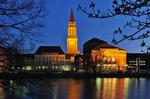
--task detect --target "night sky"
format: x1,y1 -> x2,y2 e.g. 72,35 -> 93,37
34,0 -> 149,53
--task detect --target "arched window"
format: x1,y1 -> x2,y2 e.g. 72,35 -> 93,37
103,57 -> 107,61
108,57 -> 111,61
112,57 -> 115,62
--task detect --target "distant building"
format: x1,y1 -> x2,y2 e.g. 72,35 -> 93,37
83,38 -> 107,71
21,54 -> 34,71
34,46 -> 75,72
67,8 -> 79,55
83,38 -> 127,73
75,54 -> 84,71
127,53 -> 150,72
0,46 -> 10,72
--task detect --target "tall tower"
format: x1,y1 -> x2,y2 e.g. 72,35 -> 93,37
67,8 -> 79,54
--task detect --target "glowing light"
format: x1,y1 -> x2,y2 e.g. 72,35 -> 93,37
70,41 -> 75,44
92,48 -> 127,72
95,78 -> 102,98
26,66 -> 32,71
62,65 -> 71,71
67,9 -> 79,54
112,57 -> 115,62
104,57 -> 107,61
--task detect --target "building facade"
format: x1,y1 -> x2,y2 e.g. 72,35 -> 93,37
127,53 -> 150,72
75,54 -> 84,71
83,38 -> 127,73
34,46 -> 75,72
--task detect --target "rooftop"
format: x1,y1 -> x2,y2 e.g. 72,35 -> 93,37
35,46 -> 64,54
84,38 -> 107,45
93,43 -> 125,50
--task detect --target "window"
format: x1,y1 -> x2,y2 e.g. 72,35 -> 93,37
108,57 -> 111,61
112,57 -> 115,62
104,57 -> 107,61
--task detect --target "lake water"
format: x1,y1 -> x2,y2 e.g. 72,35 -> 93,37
0,78 -> 150,99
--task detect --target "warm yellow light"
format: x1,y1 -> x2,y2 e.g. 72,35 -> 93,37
26,66 -> 32,71
62,65 -> 71,71
67,10 -> 79,55
92,48 -> 127,72
70,41 -> 75,44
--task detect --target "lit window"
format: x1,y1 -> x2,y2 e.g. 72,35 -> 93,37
112,57 -> 115,62
108,57 -> 111,61
104,57 -> 107,61
26,66 -> 32,71
22,67 -> 25,70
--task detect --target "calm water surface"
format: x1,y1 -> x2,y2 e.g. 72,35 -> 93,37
0,78 -> 149,99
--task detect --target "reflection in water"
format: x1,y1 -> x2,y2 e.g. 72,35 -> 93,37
0,80 -> 32,99
96,78 -> 101,99
68,80 -> 81,99
0,78 -> 149,99
0,86 -> 4,99
96,78 -> 126,99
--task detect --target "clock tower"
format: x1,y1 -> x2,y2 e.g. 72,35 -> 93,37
67,8 -> 79,54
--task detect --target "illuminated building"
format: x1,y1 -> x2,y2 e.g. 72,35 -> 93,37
34,46 -> 75,72
21,54 -> 34,71
83,38 -> 127,72
127,53 -> 150,72
67,8 -> 79,55
83,38 -> 107,71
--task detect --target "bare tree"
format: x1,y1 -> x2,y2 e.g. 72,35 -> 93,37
78,0 -> 150,48
0,0 -> 46,72
0,39 -> 26,72
0,0 -> 46,48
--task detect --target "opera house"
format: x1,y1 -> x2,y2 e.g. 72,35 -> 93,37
83,38 -> 127,73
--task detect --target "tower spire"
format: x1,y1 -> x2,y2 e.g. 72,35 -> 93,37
70,8 -> 75,22
67,8 -> 79,54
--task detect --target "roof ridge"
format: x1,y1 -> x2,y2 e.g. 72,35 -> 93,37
94,43 -> 125,50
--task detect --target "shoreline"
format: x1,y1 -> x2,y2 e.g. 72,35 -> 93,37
0,72 -> 150,79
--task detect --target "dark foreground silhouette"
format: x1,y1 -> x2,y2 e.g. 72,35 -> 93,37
0,72 -> 150,79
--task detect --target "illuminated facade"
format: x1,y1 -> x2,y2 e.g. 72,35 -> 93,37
83,38 -> 127,72
91,45 -> 127,72
67,8 -> 79,55
34,46 -> 75,72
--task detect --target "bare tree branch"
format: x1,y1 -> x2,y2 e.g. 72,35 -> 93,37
0,0 -> 46,48
78,0 -> 150,47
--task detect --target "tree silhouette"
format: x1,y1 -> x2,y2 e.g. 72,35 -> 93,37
0,0 -> 46,71
78,0 -> 150,48
0,0 -> 46,48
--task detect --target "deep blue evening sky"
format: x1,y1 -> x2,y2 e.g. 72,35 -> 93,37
34,0 -> 149,53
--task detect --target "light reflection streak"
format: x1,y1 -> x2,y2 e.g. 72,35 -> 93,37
95,78 -> 128,99
68,80 -> 81,99
96,78 -> 101,98
0,87 -> 4,99
0,78 -> 148,99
